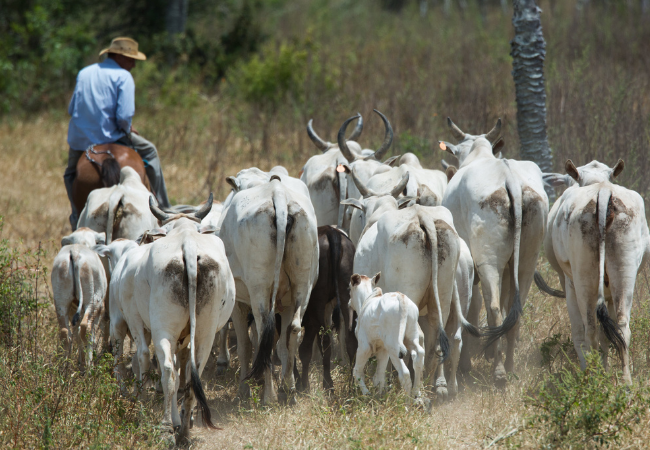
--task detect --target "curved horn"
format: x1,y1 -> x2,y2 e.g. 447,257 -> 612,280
194,192 -> 214,220
343,164 -> 376,198
388,172 -> 409,198
307,119 -> 332,152
337,114 -> 362,162
347,113 -> 363,141
149,196 -> 170,222
447,117 -> 466,141
372,109 -> 393,160
485,118 -> 502,143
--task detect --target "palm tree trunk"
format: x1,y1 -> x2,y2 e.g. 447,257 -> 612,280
166,0 -> 189,35
511,0 -> 553,176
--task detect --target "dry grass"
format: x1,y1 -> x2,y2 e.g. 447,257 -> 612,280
2,110 -> 649,447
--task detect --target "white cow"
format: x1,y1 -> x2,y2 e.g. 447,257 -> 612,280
78,166 -> 158,243
51,228 -> 107,367
219,176 -> 319,404
301,111 -> 396,228
353,204 -> 479,398
440,118 -> 548,386
110,197 -> 235,441
224,166 -> 310,207
340,164 -> 412,245
535,160 -> 650,384
348,273 -> 425,398
366,154 -> 448,207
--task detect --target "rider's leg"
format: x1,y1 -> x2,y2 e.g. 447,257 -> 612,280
116,133 -> 171,208
63,149 -> 84,230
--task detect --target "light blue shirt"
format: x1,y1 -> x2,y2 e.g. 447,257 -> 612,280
67,58 -> 135,151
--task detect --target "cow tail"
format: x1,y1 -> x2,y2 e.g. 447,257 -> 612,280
484,173 -> 523,349
183,239 -> 217,429
71,248 -> 85,327
106,190 -> 124,244
596,187 -> 625,353
397,294 -> 409,359
452,282 -> 481,338
420,214 -> 449,362
534,270 -> 566,298
326,227 -> 342,331
337,163 -> 348,229
247,178 -> 287,380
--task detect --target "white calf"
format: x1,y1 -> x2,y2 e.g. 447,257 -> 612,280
349,273 -> 425,398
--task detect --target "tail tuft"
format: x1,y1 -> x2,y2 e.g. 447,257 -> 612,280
72,312 -> 80,327
596,302 -> 626,354
246,310 -> 275,381
191,366 -> 219,429
438,328 -> 450,363
398,344 -> 408,359
463,321 -> 482,338
482,291 -> 522,351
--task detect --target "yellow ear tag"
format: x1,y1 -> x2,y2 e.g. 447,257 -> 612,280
439,142 -> 447,151
336,164 -> 345,173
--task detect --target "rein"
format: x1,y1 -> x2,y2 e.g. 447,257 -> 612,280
84,144 -> 115,168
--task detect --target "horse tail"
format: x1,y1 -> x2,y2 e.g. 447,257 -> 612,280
101,157 -> 121,187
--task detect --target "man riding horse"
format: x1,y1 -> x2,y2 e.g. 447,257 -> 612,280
64,37 -> 171,229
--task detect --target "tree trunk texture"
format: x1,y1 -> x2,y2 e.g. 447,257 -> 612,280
511,0 -> 553,174
166,0 -> 189,35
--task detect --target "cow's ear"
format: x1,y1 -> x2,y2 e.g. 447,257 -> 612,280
445,165 -> 458,182
383,155 -> 401,167
94,232 -> 106,245
492,137 -> 505,155
372,272 -> 381,285
226,176 -> 240,192
93,244 -> 111,258
565,159 -> 580,182
61,235 -> 74,247
397,197 -> 416,209
341,198 -> 364,211
199,225 -> 218,235
350,274 -> 361,287
438,141 -> 458,157
612,159 -> 625,178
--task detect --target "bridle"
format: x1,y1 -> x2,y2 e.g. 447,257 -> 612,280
84,144 -> 115,168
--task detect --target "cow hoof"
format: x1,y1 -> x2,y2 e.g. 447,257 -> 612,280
435,386 -> 448,404
216,362 -> 229,377
494,373 -> 507,389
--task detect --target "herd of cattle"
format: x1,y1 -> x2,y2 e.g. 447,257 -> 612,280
50,110 -> 650,440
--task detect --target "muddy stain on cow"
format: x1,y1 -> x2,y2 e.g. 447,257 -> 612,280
479,188 -> 513,227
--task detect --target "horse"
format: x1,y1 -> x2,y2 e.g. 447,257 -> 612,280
72,143 -> 150,215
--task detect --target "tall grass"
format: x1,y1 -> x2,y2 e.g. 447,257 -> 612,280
0,220 -> 160,448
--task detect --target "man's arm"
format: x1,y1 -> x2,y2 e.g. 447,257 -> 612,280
116,75 -> 136,134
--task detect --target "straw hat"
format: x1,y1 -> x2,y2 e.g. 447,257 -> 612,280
99,37 -> 147,61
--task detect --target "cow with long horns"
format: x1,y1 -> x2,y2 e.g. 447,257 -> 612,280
440,118 -> 548,387
300,110 -> 396,229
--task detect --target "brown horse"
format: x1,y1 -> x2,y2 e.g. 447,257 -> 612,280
72,143 -> 150,214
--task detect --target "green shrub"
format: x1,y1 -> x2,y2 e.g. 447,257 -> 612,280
521,352 -> 650,449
